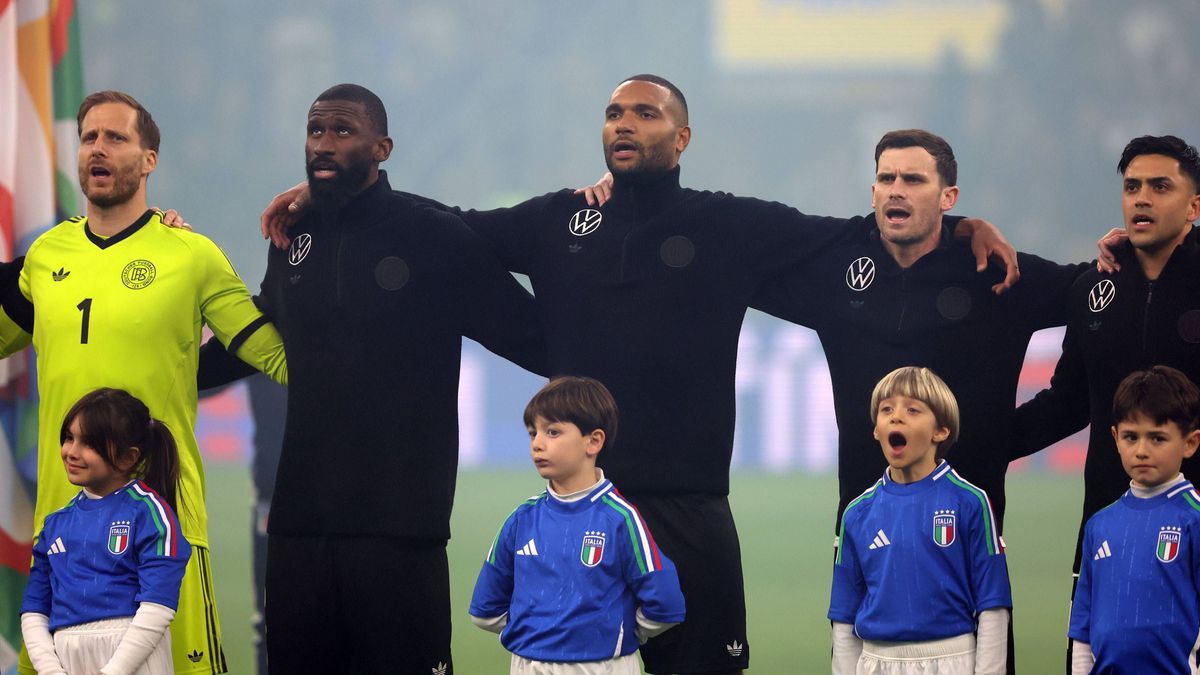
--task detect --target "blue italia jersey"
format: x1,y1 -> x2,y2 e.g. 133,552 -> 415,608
469,479 -> 685,662
829,462 -> 1012,641
20,480 -> 191,631
1069,481 -> 1200,673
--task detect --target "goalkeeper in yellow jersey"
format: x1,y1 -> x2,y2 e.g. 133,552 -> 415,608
1,90 -> 287,675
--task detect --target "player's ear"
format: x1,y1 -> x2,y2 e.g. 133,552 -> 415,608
1110,425 -> 1120,443
933,427 -> 950,443
374,136 -> 393,163
116,446 -> 141,472
586,429 -> 605,458
142,149 -> 157,176
1184,428 -> 1200,458
939,185 -> 959,211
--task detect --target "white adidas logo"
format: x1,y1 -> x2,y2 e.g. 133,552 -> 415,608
1094,540 -> 1112,560
726,639 -> 744,657
516,539 -> 539,556
47,537 -> 66,555
868,530 -> 891,550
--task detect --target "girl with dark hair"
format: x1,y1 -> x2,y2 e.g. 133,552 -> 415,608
20,388 -> 190,675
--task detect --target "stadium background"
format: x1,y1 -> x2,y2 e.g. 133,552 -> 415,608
6,0 -> 1200,672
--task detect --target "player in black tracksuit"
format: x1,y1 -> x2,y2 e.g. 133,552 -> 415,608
754,226 -> 1085,532
417,165 -> 878,673
1012,228 -> 1200,574
200,171 -> 546,674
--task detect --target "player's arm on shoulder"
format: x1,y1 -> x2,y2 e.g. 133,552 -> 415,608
1011,314 -> 1090,460
1005,253 -> 1090,330
195,238 -> 287,386
736,198 -> 874,285
452,214 -> 547,376
468,506 -> 521,629
414,190 -> 557,275
950,217 -> 1019,294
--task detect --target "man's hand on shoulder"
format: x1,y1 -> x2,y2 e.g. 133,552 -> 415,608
1096,228 -> 1126,273
154,208 -> 192,231
574,172 -> 614,207
956,217 -> 1019,294
260,181 -> 310,250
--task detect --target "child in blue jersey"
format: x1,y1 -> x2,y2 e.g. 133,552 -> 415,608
1069,366 -> 1200,674
830,367 -> 1011,675
470,376 -> 686,674
21,388 -> 190,675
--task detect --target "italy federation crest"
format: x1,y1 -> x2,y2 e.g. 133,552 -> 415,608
932,510 -> 956,548
580,531 -> 606,567
108,521 -> 131,555
1157,526 -> 1182,563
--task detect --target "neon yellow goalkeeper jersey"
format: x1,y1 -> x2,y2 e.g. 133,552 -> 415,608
0,210 -> 286,547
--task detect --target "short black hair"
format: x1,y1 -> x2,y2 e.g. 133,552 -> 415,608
1118,135 -> 1200,194
313,83 -> 388,136
1112,365 -> 1200,433
523,376 -> 619,447
875,129 -> 958,187
620,74 -> 688,125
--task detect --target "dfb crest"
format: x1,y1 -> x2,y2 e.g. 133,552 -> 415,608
580,530 -> 606,567
108,521 -> 131,555
932,510 -> 956,548
1157,526 -> 1182,563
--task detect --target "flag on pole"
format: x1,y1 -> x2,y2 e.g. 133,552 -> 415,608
0,0 -> 83,668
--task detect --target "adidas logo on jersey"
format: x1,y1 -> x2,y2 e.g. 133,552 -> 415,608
431,661 -> 448,675
516,539 -> 539,556
868,529 -> 891,550
47,537 -> 66,555
726,639 -> 744,657
52,267 -> 70,281
187,650 -> 204,663
1094,540 -> 1112,560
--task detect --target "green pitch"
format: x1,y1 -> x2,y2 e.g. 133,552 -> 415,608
206,466 -> 1082,673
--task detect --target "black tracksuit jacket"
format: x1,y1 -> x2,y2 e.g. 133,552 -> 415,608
1013,226 -> 1200,570
200,172 -> 546,541
755,226 -> 1086,530
431,166 -> 875,497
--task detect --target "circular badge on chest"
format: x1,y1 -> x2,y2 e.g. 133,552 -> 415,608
936,287 -> 972,321
375,256 -> 409,291
121,260 -> 156,290
1178,309 -> 1200,344
660,235 -> 696,268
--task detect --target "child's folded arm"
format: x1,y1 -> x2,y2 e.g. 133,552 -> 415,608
830,620 -> 862,675
470,613 -> 508,635
974,606 -> 1010,675
1069,640 -> 1094,675
99,601 -> 175,675
20,612 -> 67,675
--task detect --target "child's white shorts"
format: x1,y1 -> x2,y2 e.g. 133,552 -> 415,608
54,616 -> 173,675
858,633 -> 975,675
510,652 -> 642,674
